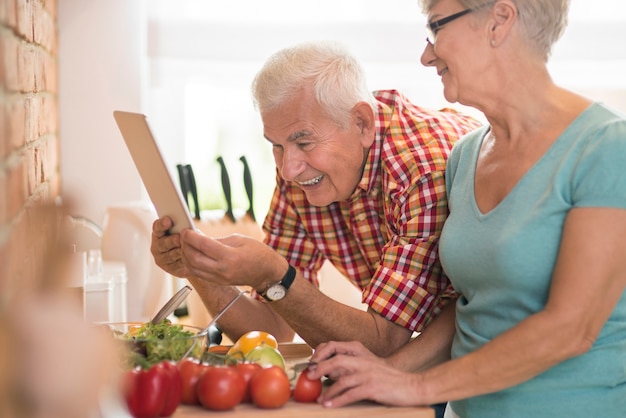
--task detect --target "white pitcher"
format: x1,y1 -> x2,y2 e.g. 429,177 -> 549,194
101,201 -> 173,322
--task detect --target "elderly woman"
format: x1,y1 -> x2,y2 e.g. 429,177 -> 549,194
308,1 -> 626,417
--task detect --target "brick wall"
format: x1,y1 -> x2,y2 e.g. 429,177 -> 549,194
0,0 -> 59,301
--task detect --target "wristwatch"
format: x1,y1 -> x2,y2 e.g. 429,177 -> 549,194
260,264 -> 296,302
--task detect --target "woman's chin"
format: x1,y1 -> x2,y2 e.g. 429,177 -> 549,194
442,87 -> 458,105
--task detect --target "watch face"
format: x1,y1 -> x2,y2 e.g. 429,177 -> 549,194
266,284 -> 286,301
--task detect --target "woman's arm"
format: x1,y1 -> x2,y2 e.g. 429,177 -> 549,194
311,207 -> 626,407
415,207 -> 626,403
386,301 -> 456,371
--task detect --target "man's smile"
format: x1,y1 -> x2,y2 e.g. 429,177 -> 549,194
298,174 -> 324,186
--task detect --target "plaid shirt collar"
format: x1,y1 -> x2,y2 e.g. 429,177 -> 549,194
351,99 -> 390,199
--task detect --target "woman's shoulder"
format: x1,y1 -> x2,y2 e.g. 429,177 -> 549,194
577,102 -> 626,132
566,102 -> 626,152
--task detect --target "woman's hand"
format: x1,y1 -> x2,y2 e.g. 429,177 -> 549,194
307,341 -> 427,408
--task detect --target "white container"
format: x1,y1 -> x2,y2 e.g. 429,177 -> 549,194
66,246 -> 87,317
103,261 -> 128,323
101,201 -> 173,322
87,249 -> 104,280
85,281 -> 113,323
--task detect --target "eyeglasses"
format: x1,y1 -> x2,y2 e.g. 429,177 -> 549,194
426,2 -> 493,45
426,8 -> 474,45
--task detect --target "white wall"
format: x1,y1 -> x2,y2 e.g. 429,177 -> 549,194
58,0 -> 148,224
58,0 -> 626,225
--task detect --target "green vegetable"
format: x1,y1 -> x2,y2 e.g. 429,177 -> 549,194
119,321 -> 203,369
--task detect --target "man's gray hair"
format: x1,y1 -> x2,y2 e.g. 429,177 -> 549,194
251,41 -> 377,128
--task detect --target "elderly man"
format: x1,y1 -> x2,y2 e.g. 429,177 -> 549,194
151,41 -> 481,356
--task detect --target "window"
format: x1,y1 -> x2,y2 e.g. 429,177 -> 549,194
145,0 -> 626,217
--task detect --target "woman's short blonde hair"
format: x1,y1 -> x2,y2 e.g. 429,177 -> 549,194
251,41 -> 377,129
419,0 -> 570,61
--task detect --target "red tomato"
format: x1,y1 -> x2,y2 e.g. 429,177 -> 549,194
235,362 -> 262,403
293,371 -> 323,403
196,365 -> 246,411
159,361 -> 182,416
249,366 -> 291,409
177,358 -> 205,405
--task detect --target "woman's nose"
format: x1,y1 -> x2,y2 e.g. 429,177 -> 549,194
420,41 -> 436,67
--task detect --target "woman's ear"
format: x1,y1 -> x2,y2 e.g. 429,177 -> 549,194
352,101 -> 376,147
489,0 -> 517,47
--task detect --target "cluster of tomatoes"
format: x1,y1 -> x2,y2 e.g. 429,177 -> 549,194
121,331 -> 323,417
177,357 -> 322,410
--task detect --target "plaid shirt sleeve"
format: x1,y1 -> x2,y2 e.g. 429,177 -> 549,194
362,90 -> 482,331
362,169 -> 453,331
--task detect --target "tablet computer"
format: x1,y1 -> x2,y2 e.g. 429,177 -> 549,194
113,110 -> 194,234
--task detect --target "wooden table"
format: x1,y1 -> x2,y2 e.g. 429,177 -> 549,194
174,402 -> 434,417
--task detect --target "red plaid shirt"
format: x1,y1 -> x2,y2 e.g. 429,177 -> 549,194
262,90 -> 482,331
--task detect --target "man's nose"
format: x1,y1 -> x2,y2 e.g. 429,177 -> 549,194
278,150 -> 305,182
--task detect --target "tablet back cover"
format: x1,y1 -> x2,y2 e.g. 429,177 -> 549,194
113,110 -> 194,234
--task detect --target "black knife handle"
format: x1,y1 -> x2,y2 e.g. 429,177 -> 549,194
216,157 -> 236,223
176,164 -> 191,210
239,156 -> 255,222
185,164 -> 201,220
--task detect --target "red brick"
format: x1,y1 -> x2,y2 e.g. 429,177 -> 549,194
45,133 -> 60,183
32,0 -> 44,46
0,237 -> 8,292
35,1 -> 54,53
25,94 -> 42,142
33,47 -> 45,91
6,157 -> 26,221
18,43 -> 37,92
16,0 -> 34,42
0,0 -> 17,28
0,98 -> 6,159
26,142 -> 38,193
0,30 -> 5,87
7,95 -> 26,149
3,32 -> 19,92
0,170 -> 6,225
43,52 -> 57,92
41,93 -> 57,133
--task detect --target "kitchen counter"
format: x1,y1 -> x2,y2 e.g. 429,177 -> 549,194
174,401 -> 434,417
171,342 -> 434,417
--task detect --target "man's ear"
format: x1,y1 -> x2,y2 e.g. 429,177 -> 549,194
488,0 -> 517,47
352,101 -> 376,147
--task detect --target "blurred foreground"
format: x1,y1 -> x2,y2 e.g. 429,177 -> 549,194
0,202 -> 125,418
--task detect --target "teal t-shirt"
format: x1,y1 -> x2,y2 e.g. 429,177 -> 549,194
440,103 -> 626,417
